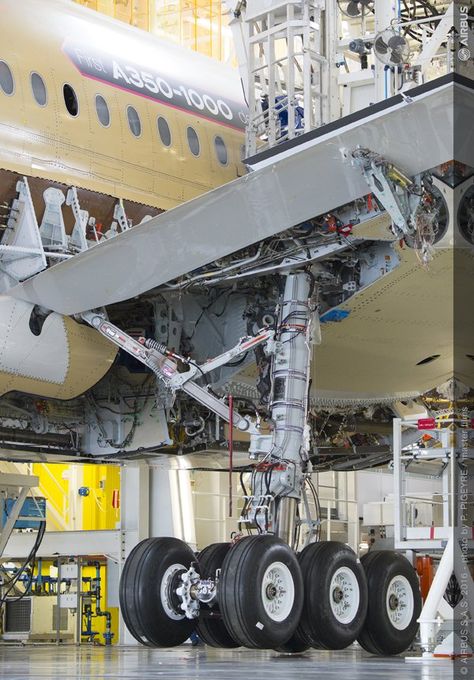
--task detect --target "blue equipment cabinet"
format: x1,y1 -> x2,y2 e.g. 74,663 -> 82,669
2,497 -> 46,529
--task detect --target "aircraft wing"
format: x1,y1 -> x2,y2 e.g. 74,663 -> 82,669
10,75 -> 464,316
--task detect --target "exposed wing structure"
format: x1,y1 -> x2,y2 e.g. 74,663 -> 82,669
232,246 -> 466,404
10,76 -> 459,316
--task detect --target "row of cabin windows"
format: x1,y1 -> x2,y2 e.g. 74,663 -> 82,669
0,60 -> 230,165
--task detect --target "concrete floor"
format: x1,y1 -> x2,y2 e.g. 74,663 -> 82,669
0,644 -> 467,680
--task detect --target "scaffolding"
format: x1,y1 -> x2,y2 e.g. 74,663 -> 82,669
392,416 -> 474,658
225,0 -> 328,157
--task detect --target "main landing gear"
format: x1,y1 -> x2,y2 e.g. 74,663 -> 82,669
114,271 -> 421,654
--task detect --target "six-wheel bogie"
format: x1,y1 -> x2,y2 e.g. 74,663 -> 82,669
119,535 -> 422,655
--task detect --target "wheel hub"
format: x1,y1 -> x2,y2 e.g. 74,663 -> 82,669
170,570 -> 186,612
175,564 -> 202,619
385,575 -> 414,631
328,566 -> 360,624
389,594 -> 399,610
260,561 -> 295,623
266,583 -> 279,599
160,563 -> 187,621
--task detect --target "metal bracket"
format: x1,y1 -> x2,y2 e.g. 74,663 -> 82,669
67,187 -> 89,253
111,200 -> 130,235
352,148 -> 422,238
39,187 -> 68,251
0,177 -> 47,290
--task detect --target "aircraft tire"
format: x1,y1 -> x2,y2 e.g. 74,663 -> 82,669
350,550 -> 383,654
297,541 -> 368,650
273,630 -> 311,654
357,550 -> 422,655
119,536 -> 196,647
219,535 -> 303,649
196,543 -> 239,648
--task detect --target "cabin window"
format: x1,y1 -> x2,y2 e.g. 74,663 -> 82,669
63,84 -> 79,116
0,61 -> 14,96
187,126 -> 200,157
31,72 -> 47,107
95,94 -> 110,127
214,136 -> 228,165
127,106 -> 141,137
157,116 -> 171,147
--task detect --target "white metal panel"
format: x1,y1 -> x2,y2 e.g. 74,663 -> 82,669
455,78 -> 474,167
10,79 -> 458,316
2,529 -> 122,559
0,472 -> 38,487
59,593 -> 77,609
0,297 -> 69,383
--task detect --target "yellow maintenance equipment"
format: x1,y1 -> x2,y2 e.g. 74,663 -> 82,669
32,463 -> 120,531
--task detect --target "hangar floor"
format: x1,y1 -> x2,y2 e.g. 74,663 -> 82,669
0,644 -> 464,679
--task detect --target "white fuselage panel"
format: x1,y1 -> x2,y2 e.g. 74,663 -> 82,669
0,297 -> 69,384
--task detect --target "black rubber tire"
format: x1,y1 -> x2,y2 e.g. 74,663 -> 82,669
119,536 -> 197,647
353,550 -> 384,655
220,535 -> 304,649
297,541 -> 368,650
119,536 -> 148,645
274,630 -> 311,654
357,550 -> 422,656
196,543 -> 239,648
